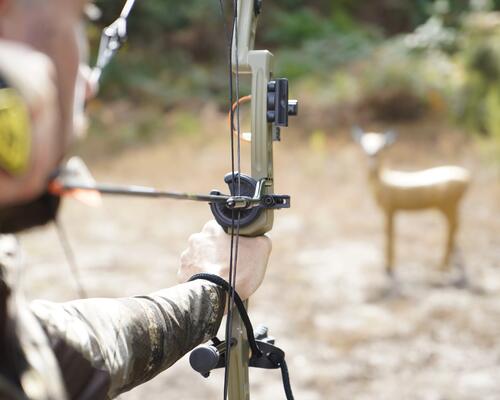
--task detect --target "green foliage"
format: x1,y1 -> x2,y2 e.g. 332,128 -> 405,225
275,30 -> 379,79
458,12 -> 500,136
89,0 -> 409,105
316,2 -> 500,137
264,8 -> 333,46
88,0 -> 500,143
345,40 -> 461,121
96,1 -> 220,37
87,103 -> 166,152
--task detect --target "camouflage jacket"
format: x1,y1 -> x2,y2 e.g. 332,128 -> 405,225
0,235 -> 225,400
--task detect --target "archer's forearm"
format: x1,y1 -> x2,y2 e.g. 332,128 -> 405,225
30,280 -> 225,398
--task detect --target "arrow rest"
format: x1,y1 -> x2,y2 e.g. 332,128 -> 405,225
210,173 -> 290,232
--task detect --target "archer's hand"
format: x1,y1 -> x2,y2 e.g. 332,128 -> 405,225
178,220 -> 271,301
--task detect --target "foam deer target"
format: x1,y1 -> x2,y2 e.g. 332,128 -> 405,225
352,128 -> 470,275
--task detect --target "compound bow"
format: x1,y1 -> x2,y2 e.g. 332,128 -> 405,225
58,1 -> 298,399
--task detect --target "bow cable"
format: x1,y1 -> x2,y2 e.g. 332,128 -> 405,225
90,0 -> 137,89
225,2 -> 236,397
120,0 -> 137,19
218,0 -> 243,398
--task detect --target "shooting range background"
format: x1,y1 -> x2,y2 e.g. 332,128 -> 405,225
19,1 -> 500,399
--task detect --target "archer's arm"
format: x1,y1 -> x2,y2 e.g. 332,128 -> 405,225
30,280 -> 225,399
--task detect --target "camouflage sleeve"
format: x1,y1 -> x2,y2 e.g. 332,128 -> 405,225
30,280 -> 226,399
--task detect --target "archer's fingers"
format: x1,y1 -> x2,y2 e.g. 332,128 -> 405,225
201,220 -> 224,236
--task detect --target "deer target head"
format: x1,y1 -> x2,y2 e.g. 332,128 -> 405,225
352,127 -> 397,157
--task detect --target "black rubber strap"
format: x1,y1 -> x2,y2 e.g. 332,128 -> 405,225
269,353 -> 294,400
188,273 -> 295,400
188,273 -> 262,357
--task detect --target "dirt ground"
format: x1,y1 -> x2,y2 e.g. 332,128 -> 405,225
19,112 -> 500,400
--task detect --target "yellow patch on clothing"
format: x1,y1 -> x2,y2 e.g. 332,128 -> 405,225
0,88 -> 31,175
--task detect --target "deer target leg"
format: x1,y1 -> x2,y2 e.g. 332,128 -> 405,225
385,212 -> 395,276
441,209 -> 458,270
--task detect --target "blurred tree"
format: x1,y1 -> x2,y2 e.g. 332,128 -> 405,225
459,12 -> 500,136
91,0 -> 500,138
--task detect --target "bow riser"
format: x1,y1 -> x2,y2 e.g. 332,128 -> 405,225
232,0 -> 259,74
240,50 -> 274,237
228,3 -> 269,399
227,314 -> 251,399
228,0 -> 274,238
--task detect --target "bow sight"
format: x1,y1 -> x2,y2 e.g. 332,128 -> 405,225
210,77 -> 297,231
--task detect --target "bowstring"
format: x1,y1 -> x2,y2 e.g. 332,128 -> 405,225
219,0 -> 243,398
231,0 -> 243,388
54,219 -> 88,299
217,0 -> 235,398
